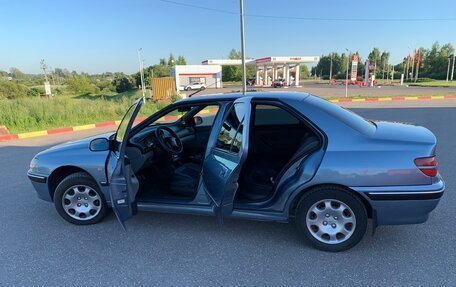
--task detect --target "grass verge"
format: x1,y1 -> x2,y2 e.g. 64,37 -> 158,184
0,90 -> 167,134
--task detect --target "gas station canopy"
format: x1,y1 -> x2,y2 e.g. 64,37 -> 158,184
202,56 -> 319,87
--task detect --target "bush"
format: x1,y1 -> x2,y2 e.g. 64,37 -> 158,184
66,75 -> 98,94
27,87 -> 44,97
415,78 -> 435,83
112,77 -> 133,93
0,80 -> 28,99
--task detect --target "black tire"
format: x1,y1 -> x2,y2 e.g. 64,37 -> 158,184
185,87 -> 191,91
54,172 -> 107,225
295,186 -> 367,252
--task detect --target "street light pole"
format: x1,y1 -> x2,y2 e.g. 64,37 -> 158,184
451,54 -> 455,81
345,49 -> 350,98
138,48 -> 146,103
447,57 -> 451,82
239,0 -> 246,95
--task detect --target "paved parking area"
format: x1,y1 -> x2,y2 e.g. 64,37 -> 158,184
190,82 -> 456,98
1,105 -> 455,286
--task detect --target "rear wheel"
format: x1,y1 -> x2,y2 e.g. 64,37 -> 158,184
295,186 -> 367,252
54,172 -> 107,225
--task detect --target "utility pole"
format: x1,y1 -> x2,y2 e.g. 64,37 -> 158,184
451,54 -> 455,81
447,57 -> 451,82
345,49 -> 350,98
40,59 -> 49,82
138,48 -> 146,103
40,59 -> 52,97
239,0 -> 246,95
329,54 -> 333,83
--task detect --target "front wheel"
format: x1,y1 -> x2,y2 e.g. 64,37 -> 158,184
54,172 -> 107,225
295,186 -> 367,252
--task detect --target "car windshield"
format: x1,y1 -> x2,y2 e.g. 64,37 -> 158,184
149,104 -> 219,126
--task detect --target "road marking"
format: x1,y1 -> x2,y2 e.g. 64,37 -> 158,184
73,124 -> 96,131
18,130 -> 48,139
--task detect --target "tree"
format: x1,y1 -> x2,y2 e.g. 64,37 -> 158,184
368,48 -> 381,76
112,77 -> 133,93
9,67 -> 25,79
380,51 -> 390,79
222,49 -> 242,82
66,75 -> 98,94
300,65 -> 310,79
419,42 -> 454,79
176,55 -> 186,65
168,54 -> 175,66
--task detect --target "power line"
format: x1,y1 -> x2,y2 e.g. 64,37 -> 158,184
159,0 -> 236,15
159,0 -> 456,22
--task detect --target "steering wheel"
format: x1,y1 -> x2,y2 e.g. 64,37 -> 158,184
155,126 -> 183,155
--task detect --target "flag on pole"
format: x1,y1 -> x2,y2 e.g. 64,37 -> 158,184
415,50 -> 421,82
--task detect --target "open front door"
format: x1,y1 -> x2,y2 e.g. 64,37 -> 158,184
203,97 -> 251,221
107,98 -> 142,230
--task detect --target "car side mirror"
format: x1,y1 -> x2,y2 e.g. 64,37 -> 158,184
89,138 -> 110,151
194,116 -> 203,125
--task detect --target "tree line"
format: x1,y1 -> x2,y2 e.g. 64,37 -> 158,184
0,53 -> 187,99
313,42 -> 454,81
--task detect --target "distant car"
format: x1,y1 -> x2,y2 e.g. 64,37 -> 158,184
246,78 -> 256,86
28,92 -> 444,252
273,79 -> 287,88
184,82 -> 206,91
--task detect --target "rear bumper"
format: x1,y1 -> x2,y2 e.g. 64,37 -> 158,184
352,176 -> 445,225
27,171 -> 52,202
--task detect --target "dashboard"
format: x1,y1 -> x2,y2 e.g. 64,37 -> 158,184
126,124 -> 197,173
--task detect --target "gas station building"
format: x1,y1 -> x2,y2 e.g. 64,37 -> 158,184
172,56 -> 319,89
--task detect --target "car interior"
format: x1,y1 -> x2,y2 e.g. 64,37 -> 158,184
125,101 -> 321,205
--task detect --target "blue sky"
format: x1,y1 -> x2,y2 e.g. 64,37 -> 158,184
1,0 -> 455,74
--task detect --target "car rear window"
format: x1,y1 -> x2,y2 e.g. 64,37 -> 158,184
254,104 -> 300,126
305,96 -> 376,136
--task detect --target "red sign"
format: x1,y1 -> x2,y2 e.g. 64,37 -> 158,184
350,54 -> 359,82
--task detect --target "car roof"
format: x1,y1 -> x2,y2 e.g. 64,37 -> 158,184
175,91 -> 311,104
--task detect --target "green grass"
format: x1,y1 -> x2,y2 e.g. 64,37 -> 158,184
0,89 -> 168,134
407,80 -> 456,87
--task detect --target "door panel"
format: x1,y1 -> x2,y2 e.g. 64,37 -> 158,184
202,97 -> 252,221
107,98 -> 143,229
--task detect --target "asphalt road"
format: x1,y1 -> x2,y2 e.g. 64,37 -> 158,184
1,106 -> 455,286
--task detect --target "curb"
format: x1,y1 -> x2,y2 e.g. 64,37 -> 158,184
329,94 -> 456,103
0,118 -> 147,142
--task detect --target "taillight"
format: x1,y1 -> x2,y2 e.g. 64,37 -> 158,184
414,156 -> 437,177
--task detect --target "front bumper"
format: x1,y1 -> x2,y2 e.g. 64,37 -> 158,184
27,171 -> 52,202
352,176 -> 445,225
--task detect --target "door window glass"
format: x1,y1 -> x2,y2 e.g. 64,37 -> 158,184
254,104 -> 300,126
216,103 -> 245,153
194,105 -> 219,126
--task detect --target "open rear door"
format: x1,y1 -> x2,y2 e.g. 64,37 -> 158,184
202,97 -> 251,222
107,98 -> 142,230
